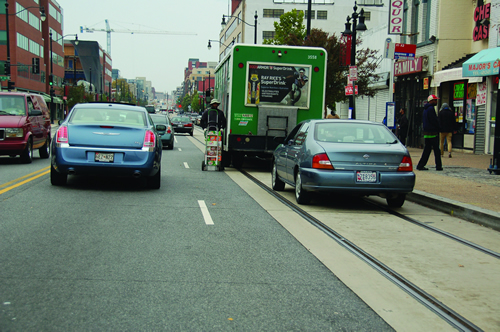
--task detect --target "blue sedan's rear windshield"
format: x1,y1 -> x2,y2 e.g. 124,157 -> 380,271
70,108 -> 147,127
315,122 -> 397,144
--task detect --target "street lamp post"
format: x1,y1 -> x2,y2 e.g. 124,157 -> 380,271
342,1 -> 367,120
221,11 -> 258,44
4,1 -> 46,91
49,32 -> 55,122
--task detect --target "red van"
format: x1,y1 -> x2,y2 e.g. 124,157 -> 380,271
0,92 -> 51,163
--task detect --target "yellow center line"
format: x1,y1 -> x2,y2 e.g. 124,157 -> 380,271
0,167 -> 50,194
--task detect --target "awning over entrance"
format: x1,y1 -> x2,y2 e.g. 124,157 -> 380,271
462,47 -> 500,77
40,93 -> 63,104
431,67 -> 482,87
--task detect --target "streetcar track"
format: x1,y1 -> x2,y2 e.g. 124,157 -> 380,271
146,131 -> 488,330
240,169 -> 483,332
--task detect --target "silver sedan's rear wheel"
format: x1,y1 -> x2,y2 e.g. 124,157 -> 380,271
272,162 -> 285,191
387,194 -> 406,208
295,172 -> 310,204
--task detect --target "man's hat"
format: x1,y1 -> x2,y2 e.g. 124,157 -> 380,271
210,99 -> 220,105
427,94 -> 439,101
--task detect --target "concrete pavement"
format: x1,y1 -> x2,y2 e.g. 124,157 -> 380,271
407,147 -> 500,231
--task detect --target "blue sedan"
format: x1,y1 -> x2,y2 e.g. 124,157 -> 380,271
50,103 -> 162,188
272,119 -> 415,207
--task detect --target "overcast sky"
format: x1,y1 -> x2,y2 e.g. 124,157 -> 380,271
57,0 -> 229,94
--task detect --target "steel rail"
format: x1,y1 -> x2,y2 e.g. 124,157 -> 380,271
363,198 -> 500,260
240,169 -> 483,332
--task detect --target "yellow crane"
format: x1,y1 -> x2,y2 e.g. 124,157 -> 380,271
80,19 -> 196,55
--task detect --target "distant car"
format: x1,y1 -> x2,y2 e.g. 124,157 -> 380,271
170,116 -> 194,136
145,105 -> 156,114
272,119 -> 415,207
150,114 -> 174,150
50,102 -> 162,188
0,92 -> 51,163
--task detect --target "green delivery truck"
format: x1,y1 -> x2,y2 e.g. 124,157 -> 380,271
214,44 -> 327,168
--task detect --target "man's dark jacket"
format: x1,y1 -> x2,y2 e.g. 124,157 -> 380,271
438,108 -> 456,133
201,108 -> 227,130
422,102 -> 440,135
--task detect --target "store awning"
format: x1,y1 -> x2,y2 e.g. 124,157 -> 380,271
40,93 -> 63,105
430,67 -> 482,87
462,47 -> 500,77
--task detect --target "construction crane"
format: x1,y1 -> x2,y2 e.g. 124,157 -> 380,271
80,19 -> 197,55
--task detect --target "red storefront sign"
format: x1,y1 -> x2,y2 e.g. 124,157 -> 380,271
394,57 -> 423,76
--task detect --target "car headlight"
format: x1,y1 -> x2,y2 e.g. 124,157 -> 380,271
5,128 -> 23,138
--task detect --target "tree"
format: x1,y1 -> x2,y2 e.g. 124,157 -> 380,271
182,94 -> 192,113
263,9 -> 306,45
191,91 -> 200,113
264,10 -> 380,111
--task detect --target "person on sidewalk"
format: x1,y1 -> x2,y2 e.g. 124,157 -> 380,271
326,109 -> 340,119
438,103 -> 456,158
397,108 -> 409,145
416,95 -> 443,171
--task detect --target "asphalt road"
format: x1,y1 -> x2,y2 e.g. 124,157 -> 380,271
0,133 -> 392,331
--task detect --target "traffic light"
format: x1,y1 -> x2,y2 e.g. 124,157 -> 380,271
205,90 -> 210,99
32,58 -> 40,74
48,74 -> 53,86
4,61 -> 10,76
8,81 -> 15,90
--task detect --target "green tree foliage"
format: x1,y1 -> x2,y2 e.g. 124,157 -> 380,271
263,9 -> 306,45
264,10 -> 379,112
182,94 -> 192,113
191,91 -> 200,113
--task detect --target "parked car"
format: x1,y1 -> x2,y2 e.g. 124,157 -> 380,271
145,105 -> 156,114
150,114 -> 174,150
50,102 -> 162,188
272,119 -> 415,207
0,92 -> 51,163
170,116 -> 194,136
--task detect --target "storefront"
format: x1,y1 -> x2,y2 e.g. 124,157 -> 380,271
462,47 -> 500,158
432,67 -> 483,151
393,56 -> 430,148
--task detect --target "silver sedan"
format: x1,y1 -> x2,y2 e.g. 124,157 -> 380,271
272,119 -> 415,207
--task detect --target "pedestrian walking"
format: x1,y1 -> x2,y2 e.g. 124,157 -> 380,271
438,103 -> 456,158
416,95 -> 443,171
397,108 -> 409,145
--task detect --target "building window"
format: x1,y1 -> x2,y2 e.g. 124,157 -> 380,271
49,4 -> 57,20
263,9 -> 284,18
363,11 -> 371,21
263,31 -> 276,40
317,11 -> 327,20
16,3 -> 28,22
357,0 -> 383,5
17,33 -> 29,51
298,10 -> 315,19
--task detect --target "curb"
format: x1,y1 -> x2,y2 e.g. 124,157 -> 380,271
407,190 -> 500,232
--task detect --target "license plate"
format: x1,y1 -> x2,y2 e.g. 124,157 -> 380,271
95,152 -> 114,163
356,171 -> 376,183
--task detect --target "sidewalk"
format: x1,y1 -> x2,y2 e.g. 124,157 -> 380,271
406,147 -> 500,231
